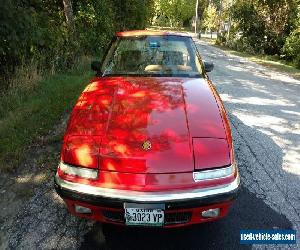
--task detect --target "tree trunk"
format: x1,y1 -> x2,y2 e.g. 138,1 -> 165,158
63,0 -> 75,32
217,0 -> 223,36
226,0 -> 233,44
195,0 -> 199,34
227,17 -> 231,39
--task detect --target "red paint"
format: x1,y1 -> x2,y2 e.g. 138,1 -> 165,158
62,77 -> 228,176
62,135 -> 99,169
116,30 -> 189,37
193,138 -> 230,170
207,80 -> 235,163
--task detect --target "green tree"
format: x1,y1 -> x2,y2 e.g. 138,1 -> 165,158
202,4 -> 218,36
231,0 -> 297,55
74,0 -> 116,55
155,0 -> 197,27
282,0 -> 300,67
113,0 -> 154,30
0,0 -> 155,90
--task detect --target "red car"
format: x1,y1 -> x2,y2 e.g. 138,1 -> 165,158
55,30 -> 240,228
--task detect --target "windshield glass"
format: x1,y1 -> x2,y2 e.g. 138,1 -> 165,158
101,35 -> 203,77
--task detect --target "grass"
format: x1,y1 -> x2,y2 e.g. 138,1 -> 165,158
202,38 -> 300,80
0,58 -> 93,171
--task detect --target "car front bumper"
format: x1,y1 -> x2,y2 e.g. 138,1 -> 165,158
54,173 -> 240,227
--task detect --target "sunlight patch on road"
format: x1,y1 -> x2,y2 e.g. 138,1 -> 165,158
283,148 -> 300,176
225,65 -> 245,72
281,110 -> 300,117
233,112 -> 286,134
221,94 -> 294,107
51,191 -> 65,205
16,175 -> 31,184
16,173 -> 48,184
231,110 -> 300,177
269,72 -> 300,84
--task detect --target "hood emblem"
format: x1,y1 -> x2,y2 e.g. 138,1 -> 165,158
142,140 -> 152,151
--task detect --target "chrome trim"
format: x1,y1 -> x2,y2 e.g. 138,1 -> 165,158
55,172 -> 240,203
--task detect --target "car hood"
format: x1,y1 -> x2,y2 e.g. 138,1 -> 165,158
63,77 -> 227,173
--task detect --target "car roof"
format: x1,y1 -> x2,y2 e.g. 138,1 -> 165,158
116,30 -> 191,38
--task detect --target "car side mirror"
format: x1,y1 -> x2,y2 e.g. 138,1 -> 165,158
203,61 -> 214,73
91,61 -> 102,73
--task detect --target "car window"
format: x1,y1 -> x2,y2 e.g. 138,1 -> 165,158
101,36 -> 204,78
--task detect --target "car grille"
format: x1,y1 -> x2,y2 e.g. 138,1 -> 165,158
165,212 -> 192,225
102,210 -> 192,225
103,210 -> 124,223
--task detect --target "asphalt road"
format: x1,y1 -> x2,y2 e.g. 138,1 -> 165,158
1,39 -> 299,250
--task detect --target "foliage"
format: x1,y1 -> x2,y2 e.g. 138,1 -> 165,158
230,1 -> 265,53
113,0 -> 155,30
282,1 -> 300,67
154,0 -> 197,27
202,4 -> 218,32
282,28 -> 300,67
0,0 -> 155,91
230,0 -> 298,55
74,0 -> 116,56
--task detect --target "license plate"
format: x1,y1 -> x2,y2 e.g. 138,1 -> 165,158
124,203 -> 165,227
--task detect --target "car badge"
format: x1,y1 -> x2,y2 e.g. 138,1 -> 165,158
142,140 -> 152,151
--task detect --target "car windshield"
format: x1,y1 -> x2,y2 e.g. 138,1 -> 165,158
101,35 -> 204,78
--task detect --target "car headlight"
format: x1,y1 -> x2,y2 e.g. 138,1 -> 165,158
59,161 -> 98,180
193,164 -> 235,182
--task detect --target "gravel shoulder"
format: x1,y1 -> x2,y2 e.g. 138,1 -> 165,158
0,39 -> 299,250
